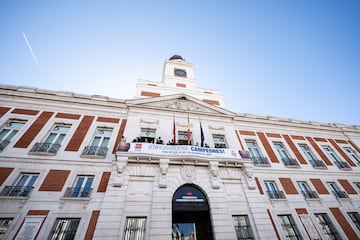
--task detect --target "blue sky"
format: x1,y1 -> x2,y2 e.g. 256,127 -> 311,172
1,1 -> 359,125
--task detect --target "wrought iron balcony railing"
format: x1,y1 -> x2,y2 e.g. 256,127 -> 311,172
63,187 -> 93,198
0,186 -> 33,197
81,146 -> 108,157
281,158 -> 300,167
267,190 -> 286,199
29,142 -> 61,155
251,156 -> 271,166
332,190 -> 349,199
0,139 -> 10,151
309,159 -> 327,168
334,161 -> 351,170
301,190 -> 319,199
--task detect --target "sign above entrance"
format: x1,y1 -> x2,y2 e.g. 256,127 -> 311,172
117,142 -> 244,159
173,185 -> 207,203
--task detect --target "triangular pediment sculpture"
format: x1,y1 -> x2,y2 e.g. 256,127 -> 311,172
126,94 -> 234,116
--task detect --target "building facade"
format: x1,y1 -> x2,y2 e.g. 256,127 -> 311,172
0,56 -> 360,240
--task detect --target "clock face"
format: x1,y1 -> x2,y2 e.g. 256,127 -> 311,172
174,69 -> 187,77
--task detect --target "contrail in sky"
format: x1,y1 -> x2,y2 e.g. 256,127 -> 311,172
22,32 -> 41,71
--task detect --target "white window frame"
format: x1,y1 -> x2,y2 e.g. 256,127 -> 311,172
321,145 -> 341,163
273,141 -> 291,159
347,212 -> 360,231
3,173 -> 39,197
123,217 -> 147,240
0,218 -> 13,239
343,146 -> 360,164
245,139 -> 263,158
298,143 -> 316,161
232,215 -> 254,240
327,182 -> 348,198
90,127 -> 112,148
277,214 -> 302,240
43,124 -> 71,145
49,218 -> 80,240
314,213 -> 340,239
0,119 -> 27,150
264,180 -> 285,199
212,134 -> 227,148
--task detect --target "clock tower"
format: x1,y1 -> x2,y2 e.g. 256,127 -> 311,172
161,55 -> 197,90
135,55 -> 225,108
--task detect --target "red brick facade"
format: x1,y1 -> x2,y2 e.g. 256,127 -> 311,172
39,170 -> 70,192
14,111 -> 54,148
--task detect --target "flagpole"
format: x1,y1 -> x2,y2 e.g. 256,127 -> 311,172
199,116 -> 205,147
187,113 -> 191,145
173,114 -> 176,145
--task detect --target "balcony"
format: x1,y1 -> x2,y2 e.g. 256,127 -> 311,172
29,142 -> 61,155
81,146 -> 108,157
332,190 -> 349,199
334,161 -> 352,170
0,186 -> 33,197
251,156 -> 271,166
63,187 -> 93,198
0,139 -> 10,151
301,190 -> 319,199
309,159 -> 327,169
267,190 -> 286,199
281,158 -> 300,167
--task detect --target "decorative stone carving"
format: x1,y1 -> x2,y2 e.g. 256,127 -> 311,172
208,125 -> 225,131
145,99 -> 216,114
159,159 -> 170,188
113,157 -> 128,187
129,165 -> 155,177
243,162 -> 255,189
209,161 -> 220,189
140,119 -> 159,125
180,166 -> 196,183
177,122 -> 193,128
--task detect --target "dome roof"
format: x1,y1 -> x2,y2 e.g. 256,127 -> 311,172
169,55 -> 184,61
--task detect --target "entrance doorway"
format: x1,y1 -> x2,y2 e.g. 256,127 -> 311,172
172,184 -> 214,240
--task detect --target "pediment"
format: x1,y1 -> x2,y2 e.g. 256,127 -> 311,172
126,94 -> 235,116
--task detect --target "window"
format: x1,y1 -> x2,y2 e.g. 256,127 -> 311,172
64,176 -> 94,198
322,145 -> 350,169
213,134 -> 227,148
82,128 -> 112,157
140,128 -> 156,143
245,139 -> 269,165
298,143 -> 326,168
123,217 -> 146,240
49,218 -> 80,240
278,215 -> 301,240
0,218 -> 12,239
264,181 -> 285,199
327,182 -> 348,199
0,173 -> 38,197
0,119 -> 26,151
354,182 -> 360,192
30,124 -> 71,154
343,147 -> 360,165
296,181 -> 318,199
177,131 -> 192,145
273,142 -> 299,167
174,69 -> 187,77
314,213 -> 340,239
233,215 -> 254,240
347,212 -> 360,231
